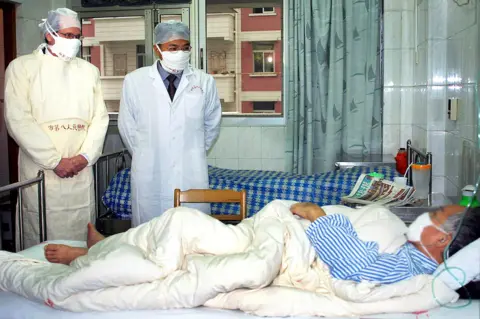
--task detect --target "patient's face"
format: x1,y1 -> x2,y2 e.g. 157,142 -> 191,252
421,205 -> 464,247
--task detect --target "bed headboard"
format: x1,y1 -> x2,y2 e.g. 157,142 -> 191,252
406,139 -> 433,203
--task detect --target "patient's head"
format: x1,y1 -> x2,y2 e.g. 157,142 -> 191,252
407,205 -> 465,262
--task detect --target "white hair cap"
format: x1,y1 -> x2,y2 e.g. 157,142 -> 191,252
154,21 -> 190,44
39,8 -> 81,35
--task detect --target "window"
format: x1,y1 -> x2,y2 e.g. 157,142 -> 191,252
253,43 -> 275,73
205,5 -> 282,116
82,47 -> 91,63
113,54 -> 127,76
253,102 -> 276,113
136,45 -> 146,68
252,7 -> 275,14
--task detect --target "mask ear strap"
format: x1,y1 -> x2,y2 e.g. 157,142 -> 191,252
45,21 -> 60,38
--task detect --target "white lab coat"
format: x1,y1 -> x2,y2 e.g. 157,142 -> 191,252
118,62 -> 221,226
4,45 -> 109,248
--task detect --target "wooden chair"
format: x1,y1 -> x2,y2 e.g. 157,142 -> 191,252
173,189 -> 247,222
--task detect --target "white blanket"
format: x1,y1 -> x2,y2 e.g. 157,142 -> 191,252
0,200 -> 459,316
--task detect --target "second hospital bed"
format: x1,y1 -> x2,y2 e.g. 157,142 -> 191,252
95,151 -> 400,222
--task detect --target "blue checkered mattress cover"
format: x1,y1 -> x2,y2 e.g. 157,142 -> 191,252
102,165 -> 400,219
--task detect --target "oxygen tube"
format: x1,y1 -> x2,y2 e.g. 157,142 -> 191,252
431,173 -> 480,308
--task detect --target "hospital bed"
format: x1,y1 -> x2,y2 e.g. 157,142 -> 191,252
0,290 -> 478,319
93,140 -> 436,234
94,153 -> 401,227
1,147 -> 479,318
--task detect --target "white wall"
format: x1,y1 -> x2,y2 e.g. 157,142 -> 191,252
207,126 -> 286,171
383,0 -> 479,197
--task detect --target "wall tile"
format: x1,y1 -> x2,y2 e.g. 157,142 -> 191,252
401,11 -> 415,49
384,49 -> 403,87
427,40 -> 447,86
414,44 -> 428,86
262,159 -> 284,171
400,88 -> 414,124
382,124 -> 401,156
383,88 -> 401,124
432,176 -> 446,194
238,159 -> 263,170
412,125 -> 427,151
400,49 -> 415,86
261,127 -> 285,159
427,130 -> 446,176
447,0 -> 476,38
400,124 -> 413,147
426,86 -> 447,131
444,132 -> 461,186
209,127 -> 239,159
216,159 -> 239,170
384,12 -> 403,50
238,127 -> 262,159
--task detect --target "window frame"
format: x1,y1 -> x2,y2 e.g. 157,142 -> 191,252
251,7 -> 276,15
253,49 -> 275,73
252,101 -> 276,113
82,46 -> 92,63
136,44 -> 146,69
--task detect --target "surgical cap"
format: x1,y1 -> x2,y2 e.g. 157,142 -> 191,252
39,8 -> 81,35
154,21 -> 190,44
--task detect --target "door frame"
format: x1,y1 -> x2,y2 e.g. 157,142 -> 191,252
1,0 -> 17,252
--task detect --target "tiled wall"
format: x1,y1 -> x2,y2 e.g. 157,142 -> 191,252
207,126 -> 286,171
383,0 -> 480,197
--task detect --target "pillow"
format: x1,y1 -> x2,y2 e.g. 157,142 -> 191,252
18,240 -> 87,262
434,238 -> 480,297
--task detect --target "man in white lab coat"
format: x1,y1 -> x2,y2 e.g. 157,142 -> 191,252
4,8 -> 109,248
118,21 -> 222,226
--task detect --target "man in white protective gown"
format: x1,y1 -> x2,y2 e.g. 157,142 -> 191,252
118,21 -> 222,226
4,8 -> 109,248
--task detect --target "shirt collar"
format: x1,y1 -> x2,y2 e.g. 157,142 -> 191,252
406,243 -> 438,274
157,60 -> 182,81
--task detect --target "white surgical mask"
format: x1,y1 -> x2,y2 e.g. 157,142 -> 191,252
45,23 -> 81,62
156,44 -> 190,74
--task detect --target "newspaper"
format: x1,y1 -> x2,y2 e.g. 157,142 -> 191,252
341,174 -> 416,207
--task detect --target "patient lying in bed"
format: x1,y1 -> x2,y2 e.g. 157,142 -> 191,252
44,202 -> 469,286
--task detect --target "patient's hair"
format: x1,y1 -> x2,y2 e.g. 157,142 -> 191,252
447,206 -> 480,299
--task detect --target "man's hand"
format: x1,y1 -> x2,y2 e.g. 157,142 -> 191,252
290,202 -> 326,222
70,155 -> 88,174
54,158 -> 77,178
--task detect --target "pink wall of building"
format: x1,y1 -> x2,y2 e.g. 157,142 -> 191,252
241,8 -> 282,32
240,41 -> 282,92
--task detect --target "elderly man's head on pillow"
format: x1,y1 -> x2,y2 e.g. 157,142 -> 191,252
406,205 -> 466,264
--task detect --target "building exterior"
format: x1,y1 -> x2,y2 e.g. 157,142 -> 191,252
81,7 -> 282,115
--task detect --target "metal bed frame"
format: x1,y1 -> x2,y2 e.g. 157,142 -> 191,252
0,171 -> 47,251
406,139 -> 433,204
93,149 -> 130,219
93,150 -> 131,236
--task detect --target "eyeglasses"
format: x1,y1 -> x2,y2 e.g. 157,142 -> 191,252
57,32 -> 83,40
165,46 -> 192,52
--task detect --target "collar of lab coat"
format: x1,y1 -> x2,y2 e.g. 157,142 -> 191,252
149,60 -> 194,102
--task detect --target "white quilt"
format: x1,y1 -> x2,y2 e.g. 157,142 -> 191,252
0,200 -> 459,316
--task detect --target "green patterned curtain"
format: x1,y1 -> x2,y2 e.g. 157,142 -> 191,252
285,0 -> 383,174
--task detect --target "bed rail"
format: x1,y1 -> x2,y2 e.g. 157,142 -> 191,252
406,139 -> 433,204
0,171 -> 46,251
94,150 -> 130,218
